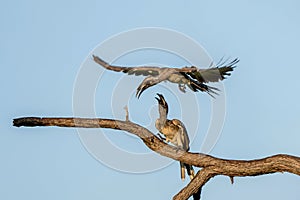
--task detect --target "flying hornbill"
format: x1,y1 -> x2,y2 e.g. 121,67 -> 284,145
93,55 -> 238,98
155,93 -> 195,180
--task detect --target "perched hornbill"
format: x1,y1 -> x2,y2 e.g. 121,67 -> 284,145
155,93 -> 195,180
93,55 -> 238,98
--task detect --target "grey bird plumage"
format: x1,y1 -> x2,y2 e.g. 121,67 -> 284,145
93,55 -> 238,98
155,93 -> 195,180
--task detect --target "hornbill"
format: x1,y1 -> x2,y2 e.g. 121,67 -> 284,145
155,93 -> 195,180
93,55 -> 238,98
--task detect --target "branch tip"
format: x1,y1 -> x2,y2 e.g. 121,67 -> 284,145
123,105 -> 130,121
12,116 -> 300,200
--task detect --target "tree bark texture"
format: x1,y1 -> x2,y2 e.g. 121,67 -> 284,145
13,117 -> 300,200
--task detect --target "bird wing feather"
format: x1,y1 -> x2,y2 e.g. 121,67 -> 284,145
93,55 -> 160,76
186,58 -> 238,83
171,119 -> 190,151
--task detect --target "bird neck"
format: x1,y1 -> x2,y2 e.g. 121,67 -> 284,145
156,101 -> 168,131
155,110 -> 167,130
155,118 -> 166,131
159,110 -> 167,123
158,104 -> 168,119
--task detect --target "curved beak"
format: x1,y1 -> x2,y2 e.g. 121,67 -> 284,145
155,93 -> 163,103
136,84 -> 150,98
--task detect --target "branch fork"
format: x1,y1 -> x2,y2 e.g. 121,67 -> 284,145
13,117 -> 300,200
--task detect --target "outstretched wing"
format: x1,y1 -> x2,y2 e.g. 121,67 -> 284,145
185,58 -> 239,83
93,55 -> 160,76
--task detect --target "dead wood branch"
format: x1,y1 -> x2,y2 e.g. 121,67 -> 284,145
13,117 -> 300,200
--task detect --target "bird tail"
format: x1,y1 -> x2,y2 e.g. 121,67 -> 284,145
180,72 -> 219,97
180,162 -> 195,180
185,163 -> 195,180
180,162 -> 186,180
188,79 -> 219,98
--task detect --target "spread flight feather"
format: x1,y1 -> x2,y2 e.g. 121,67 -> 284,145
93,55 -> 238,98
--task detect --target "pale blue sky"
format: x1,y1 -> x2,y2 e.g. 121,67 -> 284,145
1,0 -> 300,199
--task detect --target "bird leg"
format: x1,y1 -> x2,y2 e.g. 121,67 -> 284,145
178,84 -> 186,93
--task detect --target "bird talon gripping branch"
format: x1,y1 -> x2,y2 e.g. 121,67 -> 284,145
156,133 -> 166,141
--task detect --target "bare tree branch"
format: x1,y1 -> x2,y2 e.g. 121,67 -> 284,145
13,117 -> 300,200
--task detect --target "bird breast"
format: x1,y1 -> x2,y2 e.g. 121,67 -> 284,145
155,119 -> 162,131
167,73 -> 188,84
159,120 -> 180,142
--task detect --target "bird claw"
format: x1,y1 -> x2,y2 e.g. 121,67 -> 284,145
157,133 -> 166,141
178,84 -> 186,93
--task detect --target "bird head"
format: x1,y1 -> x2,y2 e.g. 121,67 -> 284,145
155,93 -> 168,115
136,77 -> 157,98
